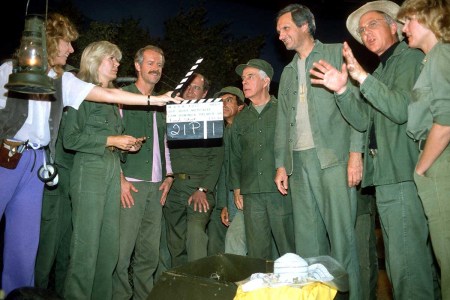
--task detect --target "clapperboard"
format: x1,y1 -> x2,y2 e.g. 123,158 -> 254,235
166,98 -> 223,140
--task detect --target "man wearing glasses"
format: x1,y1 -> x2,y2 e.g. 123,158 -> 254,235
310,1 -> 439,299
164,72 -> 224,267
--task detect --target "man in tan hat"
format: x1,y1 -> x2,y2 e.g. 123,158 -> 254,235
310,1 -> 440,299
229,59 -> 295,260
274,4 -> 364,299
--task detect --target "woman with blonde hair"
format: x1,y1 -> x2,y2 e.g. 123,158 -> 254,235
398,0 -> 450,298
63,41 -> 143,300
0,12 -> 179,296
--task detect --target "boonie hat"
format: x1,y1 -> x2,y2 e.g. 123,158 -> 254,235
346,1 -> 403,44
235,59 -> 274,80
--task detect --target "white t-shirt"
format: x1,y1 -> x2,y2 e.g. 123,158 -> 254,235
0,61 -> 95,146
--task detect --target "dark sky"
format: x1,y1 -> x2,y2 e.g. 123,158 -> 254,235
2,0 -> 382,81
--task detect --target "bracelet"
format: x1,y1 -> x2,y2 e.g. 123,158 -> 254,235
147,94 -> 151,106
197,187 -> 208,193
165,174 -> 174,179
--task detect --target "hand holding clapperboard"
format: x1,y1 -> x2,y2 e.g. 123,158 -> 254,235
166,58 -> 223,140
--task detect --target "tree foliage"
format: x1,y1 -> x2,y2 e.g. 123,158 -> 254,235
54,1 -> 265,95
160,7 -> 264,95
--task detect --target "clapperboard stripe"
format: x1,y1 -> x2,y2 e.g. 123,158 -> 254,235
179,98 -> 222,104
171,58 -> 204,97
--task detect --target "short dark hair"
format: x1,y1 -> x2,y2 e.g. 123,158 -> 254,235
276,4 -> 316,36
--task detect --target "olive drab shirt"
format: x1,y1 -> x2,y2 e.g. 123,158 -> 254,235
229,95 -> 280,195
407,42 -> 450,141
336,41 -> 424,187
274,41 -> 364,175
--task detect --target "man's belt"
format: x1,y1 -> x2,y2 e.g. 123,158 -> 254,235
173,173 -> 203,180
418,139 -> 427,151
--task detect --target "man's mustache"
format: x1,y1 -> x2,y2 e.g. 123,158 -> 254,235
148,71 -> 161,76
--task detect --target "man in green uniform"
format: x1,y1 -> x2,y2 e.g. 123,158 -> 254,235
229,59 -> 294,260
274,4 -> 364,299
164,73 -> 224,267
207,86 -> 245,256
310,1 -> 439,299
112,45 -> 174,300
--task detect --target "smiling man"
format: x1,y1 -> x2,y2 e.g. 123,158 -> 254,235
274,4 -> 365,300
309,1 -> 440,299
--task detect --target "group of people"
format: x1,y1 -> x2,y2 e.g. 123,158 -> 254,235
0,0 -> 449,300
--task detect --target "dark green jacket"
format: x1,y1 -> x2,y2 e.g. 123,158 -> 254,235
336,41 -> 424,187
275,41 -> 364,175
229,95 -> 279,195
63,101 -> 123,155
120,84 -> 167,181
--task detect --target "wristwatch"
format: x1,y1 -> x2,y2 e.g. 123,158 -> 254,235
197,187 -> 208,193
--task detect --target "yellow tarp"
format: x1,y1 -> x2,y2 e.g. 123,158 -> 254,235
234,282 -> 337,300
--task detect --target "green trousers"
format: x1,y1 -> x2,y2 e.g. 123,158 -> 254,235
376,180 -> 439,299
290,149 -> 360,300
112,181 -> 162,300
207,207 -> 227,256
163,180 -> 213,268
415,146 -> 450,300
35,166 -> 72,297
154,214 -> 171,282
243,192 -> 294,260
354,187 -> 378,300
64,150 -> 120,300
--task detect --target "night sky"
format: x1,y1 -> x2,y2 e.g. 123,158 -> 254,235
2,0 -> 389,80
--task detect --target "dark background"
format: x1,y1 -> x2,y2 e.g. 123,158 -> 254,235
1,0 -> 392,85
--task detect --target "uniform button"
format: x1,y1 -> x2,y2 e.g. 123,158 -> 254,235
259,158 -> 263,161
146,160 -> 149,163
259,172 -> 262,175
293,91 -> 297,95
290,123 -> 294,126
259,130 -> 262,133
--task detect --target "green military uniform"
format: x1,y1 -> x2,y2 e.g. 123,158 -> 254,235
407,42 -> 450,300
207,123 -> 228,255
164,140 -> 224,267
63,101 -> 123,300
229,96 -> 294,260
275,41 -> 364,299
112,84 -> 168,300
35,111 -> 74,297
336,41 -> 439,299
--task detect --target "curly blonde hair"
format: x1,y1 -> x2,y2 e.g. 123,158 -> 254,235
397,0 -> 450,42
46,12 -> 79,77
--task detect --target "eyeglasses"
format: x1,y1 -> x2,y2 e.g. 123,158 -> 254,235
357,19 -> 387,36
186,84 -> 203,92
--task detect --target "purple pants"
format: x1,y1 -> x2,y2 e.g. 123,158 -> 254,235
0,149 -> 45,295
